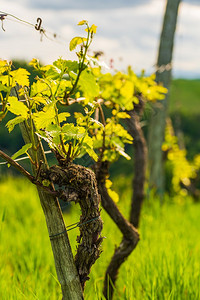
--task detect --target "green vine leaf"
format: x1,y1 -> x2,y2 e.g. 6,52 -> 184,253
7,96 -> 29,118
69,37 -> 87,51
84,147 -> 98,162
0,83 -> 9,92
53,59 -> 79,73
58,112 -> 71,123
7,143 -> 33,167
33,104 -> 56,129
40,65 -> 60,80
79,70 -> 99,99
11,143 -> 32,161
62,124 -> 85,140
6,116 -> 26,133
78,20 -> 88,26
10,68 -> 30,87
106,179 -> 119,203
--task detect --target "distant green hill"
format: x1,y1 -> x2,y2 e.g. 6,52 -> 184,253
169,79 -> 200,159
169,79 -> 200,115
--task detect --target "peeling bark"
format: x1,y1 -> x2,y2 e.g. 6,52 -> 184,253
41,163 -> 103,289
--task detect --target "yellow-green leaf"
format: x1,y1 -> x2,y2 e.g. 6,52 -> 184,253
29,58 -> 40,69
90,24 -> 97,34
6,116 -> 26,132
0,75 -> 9,85
85,147 -> 98,162
85,24 -> 97,34
7,96 -> 29,118
0,60 -> 9,74
31,96 -> 47,105
10,68 -> 30,87
11,143 -> 32,161
106,179 -> 119,203
79,70 -> 99,99
78,20 -> 88,26
69,37 -> 87,51
31,81 -> 50,97
120,80 -> 134,99
117,112 -> 131,119
33,104 -> 56,129
58,112 -> 70,123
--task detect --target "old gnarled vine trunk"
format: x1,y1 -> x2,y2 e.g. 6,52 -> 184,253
42,163 -> 103,288
20,122 -> 103,299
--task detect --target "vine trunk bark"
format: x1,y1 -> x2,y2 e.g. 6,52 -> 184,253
126,105 -> 147,228
95,162 -> 139,300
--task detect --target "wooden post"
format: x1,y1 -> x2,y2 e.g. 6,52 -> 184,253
148,0 -> 181,195
20,122 -> 84,300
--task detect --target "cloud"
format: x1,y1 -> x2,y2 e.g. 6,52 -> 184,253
23,0 -> 200,10
28,0 -> 150,10
183,0 -> 200,4
0,0 -> 200,78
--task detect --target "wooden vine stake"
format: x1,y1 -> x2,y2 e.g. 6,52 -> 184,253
20,122 -> 84,300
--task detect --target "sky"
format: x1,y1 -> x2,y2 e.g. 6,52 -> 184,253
0,0 -> 200,78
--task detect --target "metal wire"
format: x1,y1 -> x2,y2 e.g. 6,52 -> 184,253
0,150 -> 53,165
0,10 -> 67,45
49,216 -> 100,238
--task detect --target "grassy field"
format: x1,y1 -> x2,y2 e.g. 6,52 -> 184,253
0,176 -> 200,299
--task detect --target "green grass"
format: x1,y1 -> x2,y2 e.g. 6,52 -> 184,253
1,176 -> 200,299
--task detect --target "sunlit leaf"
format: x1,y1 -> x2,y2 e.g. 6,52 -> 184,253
91,24 -> 97,33
116,147 -> 131,160
79,70 -> 99,99
58,112 -> 70,123
10,68 -> 30,87
84,147 -> 98,162
6,116 -> 26,132
29,58 -> 40,69
62,124 -> 85,140
41,65 -> 61,80
11,143 -> 32,161
7,96 -> 29,118
117,112 -> 131,119
31,96 -> 47,105
0,83 -> 9,92
78,20 -> 88,26
30,81 -> 50,97
120,80 -> 134,99
0,75 -> 9,85
33,104 -> 56,129
69,37 -> 87,51
105,179 -> 119,203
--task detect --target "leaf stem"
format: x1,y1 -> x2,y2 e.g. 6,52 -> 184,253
65,27 -> 91,100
